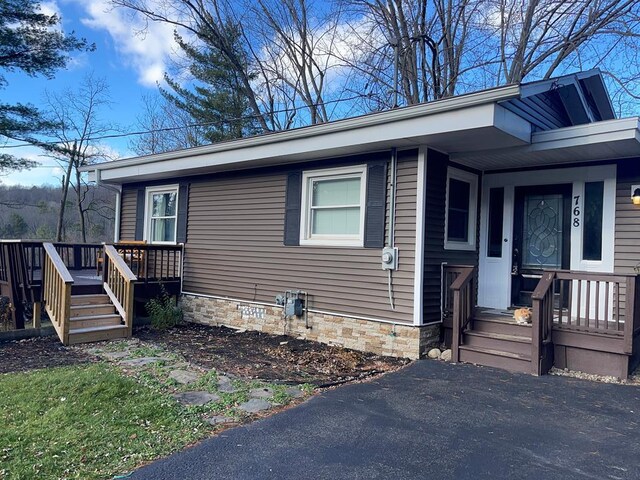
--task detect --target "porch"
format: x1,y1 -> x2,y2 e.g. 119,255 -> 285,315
0,240 -> 182,344
443,265 -> 640,378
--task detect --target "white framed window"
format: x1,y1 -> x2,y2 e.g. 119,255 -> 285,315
300,165 -> 367,247
144,185 -> 179,244
444,167 -> 478,251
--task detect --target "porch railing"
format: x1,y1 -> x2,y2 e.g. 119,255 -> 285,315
42,243 -> 73,344
442,264 -> 474,320
450,266 -> 476,363
102,245 -> 137,336
107,243 -> 183,283
532,270 -> 640,366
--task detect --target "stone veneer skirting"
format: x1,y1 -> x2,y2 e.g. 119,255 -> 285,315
180,294 -> 440,360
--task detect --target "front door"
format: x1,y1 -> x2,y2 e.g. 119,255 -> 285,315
511,184 -> 571,306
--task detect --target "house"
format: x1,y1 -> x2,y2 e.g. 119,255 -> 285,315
83,69 -> 640,378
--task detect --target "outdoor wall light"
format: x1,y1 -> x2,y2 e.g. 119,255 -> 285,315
632,185 -> 640,205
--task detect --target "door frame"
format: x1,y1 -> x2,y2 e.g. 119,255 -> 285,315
478,164 -> 617,310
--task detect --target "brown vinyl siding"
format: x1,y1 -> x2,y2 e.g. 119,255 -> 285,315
614,158 -> 640,316
422,149 -> 479,324
120,187 -> 138,241
180,152 -> 418,323
614,158 -> 640,274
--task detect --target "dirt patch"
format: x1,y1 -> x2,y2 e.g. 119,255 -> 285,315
0,336 -> 97,374
135,323 -> 409,385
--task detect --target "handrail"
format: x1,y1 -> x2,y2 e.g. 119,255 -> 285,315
531,271 -> 555,375
450,266 -> 476,363
103,245 -> 137,335
42,243 -> 73,344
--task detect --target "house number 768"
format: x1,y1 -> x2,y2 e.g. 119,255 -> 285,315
573,195 -> 580,227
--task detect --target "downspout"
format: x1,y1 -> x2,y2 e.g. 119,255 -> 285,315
95,168 -> 121,243
387,148 -> 398,310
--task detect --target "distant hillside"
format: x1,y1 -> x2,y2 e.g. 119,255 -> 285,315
0,184 -> 115,242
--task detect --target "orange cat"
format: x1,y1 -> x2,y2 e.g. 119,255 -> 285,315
513,307 -> 532,324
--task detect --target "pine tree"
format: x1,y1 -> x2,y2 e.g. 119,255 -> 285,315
160,23 -> 261,145
0,0 -> 93,171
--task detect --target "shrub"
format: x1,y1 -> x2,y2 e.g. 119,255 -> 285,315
145,287 -> 183,330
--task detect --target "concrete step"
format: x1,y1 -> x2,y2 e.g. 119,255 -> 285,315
69,313 -> 122,329
70,303 -> 116,318
472,315 -> 532,337
464,331 -> 532,356
458,345 -> 532,374
70,294 -> 110,306
68,324 -> 128,345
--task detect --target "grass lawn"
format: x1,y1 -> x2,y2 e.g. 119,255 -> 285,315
0,363 -> 211,480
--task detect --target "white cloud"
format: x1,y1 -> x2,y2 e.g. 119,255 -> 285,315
73,0 -> 179,87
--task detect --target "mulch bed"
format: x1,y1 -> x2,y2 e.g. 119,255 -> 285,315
0,323 -> 410,385
0,336 -> 97,374
135,323 -> 410,386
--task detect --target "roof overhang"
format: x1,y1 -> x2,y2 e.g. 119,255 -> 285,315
85,85 -> 528,184
452,117 -> 640,171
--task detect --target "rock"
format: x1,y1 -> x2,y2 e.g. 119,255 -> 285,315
119,357 -> 166,367
103,351 -> 132,361
238,399 -> 272,413
249,387 -> 274,399
440,349 -> 452,362
168,369 -> 201,384
427,348 -> 441,359
173,391 -> 220,406
285,386 -> 305,398
205,415 -> 235,425
216,375 -> 238,393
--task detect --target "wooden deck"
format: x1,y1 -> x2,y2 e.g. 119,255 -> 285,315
1,241 -> 183,338
444,266 -> 640,378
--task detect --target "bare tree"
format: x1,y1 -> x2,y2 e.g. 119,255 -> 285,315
340,0 -> 640,111
112,0 -> 347,130
41,74 -> 116,242
129,93 -> 210,155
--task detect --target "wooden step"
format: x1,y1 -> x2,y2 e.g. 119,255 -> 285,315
458,345 -> 532,374
464,331 -> 532,356
70,294 -> 110,306
68,324 -> 128,345
70,303 -> 116,318
472,315 -> 532,336
69,313 -> 122,329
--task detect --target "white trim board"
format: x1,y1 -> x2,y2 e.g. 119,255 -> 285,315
413,146 -> 427,325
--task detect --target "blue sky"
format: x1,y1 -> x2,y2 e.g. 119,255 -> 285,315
1,0 -> 179,186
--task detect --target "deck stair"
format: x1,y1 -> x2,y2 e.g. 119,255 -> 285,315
67,294 -> 129,344
457,312 -> 533,374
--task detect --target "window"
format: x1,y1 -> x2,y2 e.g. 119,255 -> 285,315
300,166 -> 367,246
444,167 -> 478,250
487,187 -> 504,258
145,186 -> 178,244
583,181 -> 604,261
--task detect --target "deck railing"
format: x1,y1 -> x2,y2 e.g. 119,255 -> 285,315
42,243 -> 73,344
112,243 -> 183,283
442,264 -> 474,320
102,245 -> 137,336
532,270 -> 640,368
450,266 -> 476,363
531,271 -> 556,375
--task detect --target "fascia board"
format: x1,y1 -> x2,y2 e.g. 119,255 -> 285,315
99,102 -> 531,183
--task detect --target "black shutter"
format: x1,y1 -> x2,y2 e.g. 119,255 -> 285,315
283,171 -> 302,246
363,160 -> 388,248
176,182 -> 189,244
134,188 -> 145,241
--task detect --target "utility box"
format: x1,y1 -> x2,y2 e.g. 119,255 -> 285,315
285,297 -> 304,317
381,246 -> 399,270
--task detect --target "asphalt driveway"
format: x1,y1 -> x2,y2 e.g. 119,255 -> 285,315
130,360 -> 640,480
